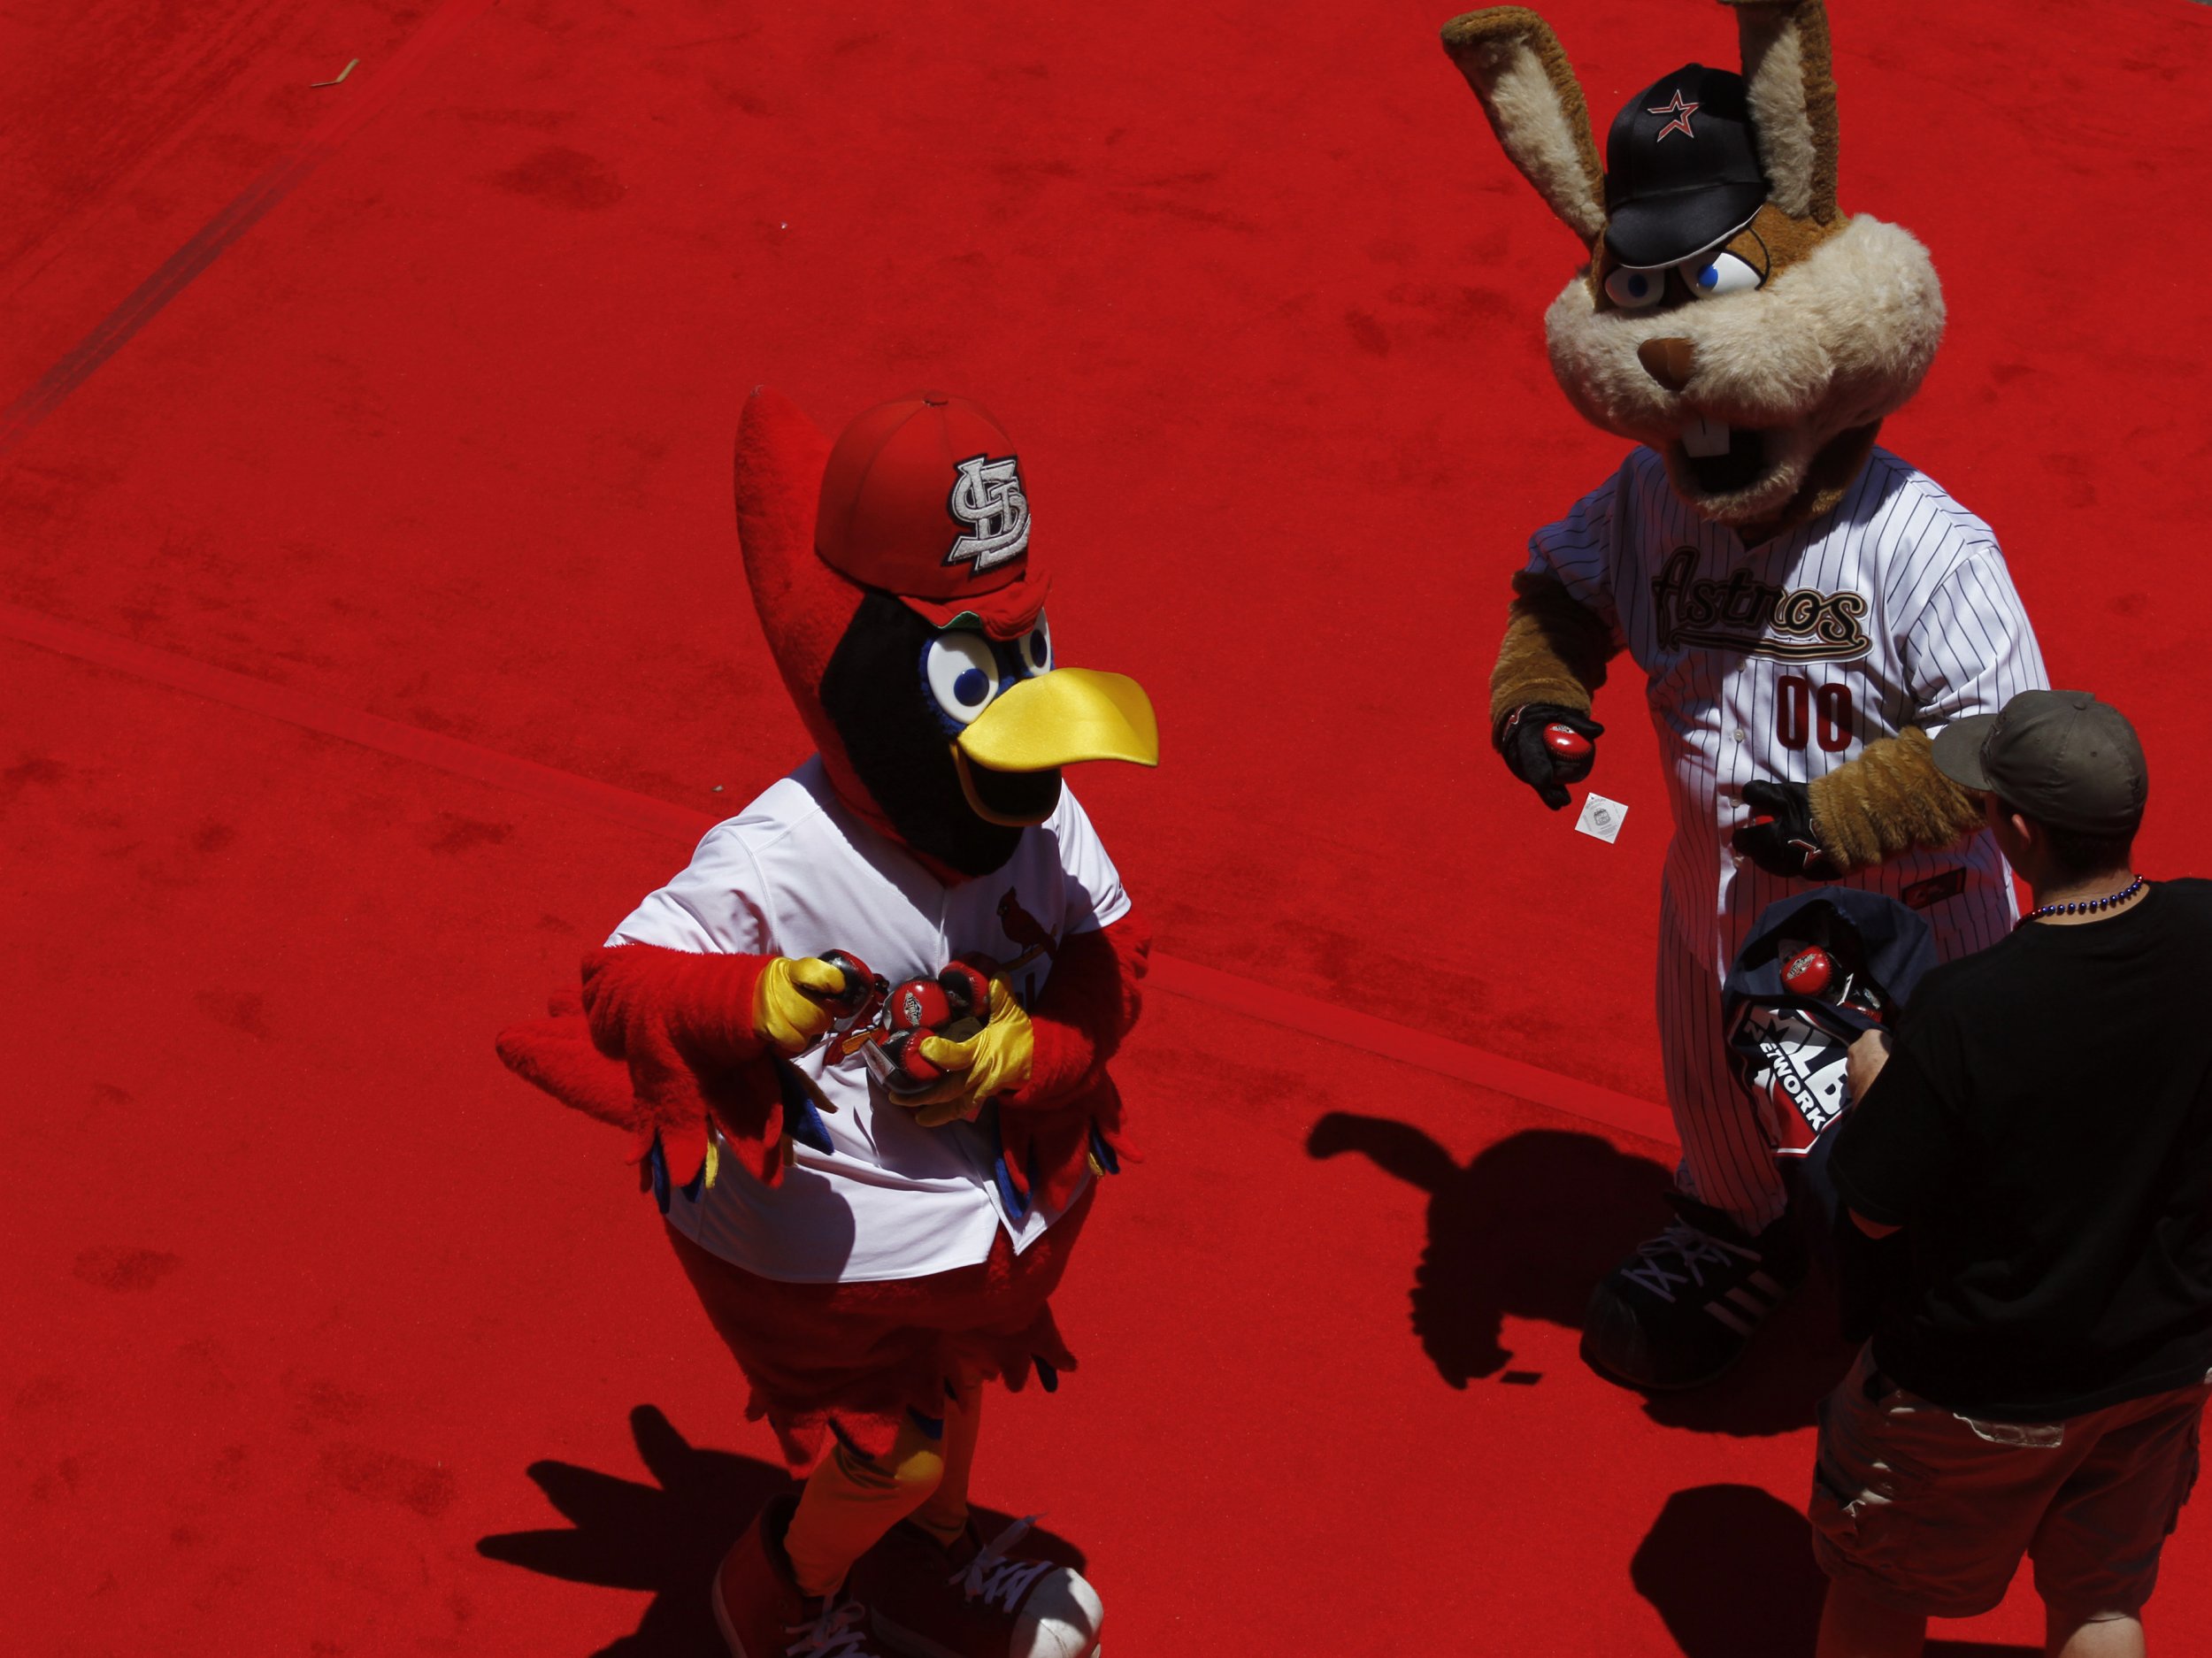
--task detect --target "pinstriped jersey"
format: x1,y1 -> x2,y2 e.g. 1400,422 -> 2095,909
1525,446 -> 2049,970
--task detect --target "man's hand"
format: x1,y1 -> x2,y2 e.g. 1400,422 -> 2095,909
901,978 -> 1034,1127
1497,703 -> 1602,810
1847,1025 -> 1893,1101
751,956 -> 852,1054
1732,781 -> 1843,879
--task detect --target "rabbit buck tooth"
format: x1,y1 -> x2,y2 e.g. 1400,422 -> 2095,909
1683,418 -> 1732,458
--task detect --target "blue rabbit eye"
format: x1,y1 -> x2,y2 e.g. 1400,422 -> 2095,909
1678,250 -> 1763,299
1603,265 -> 1663,310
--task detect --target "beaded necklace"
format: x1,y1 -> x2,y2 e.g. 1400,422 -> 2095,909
2019,874 -> 2147,926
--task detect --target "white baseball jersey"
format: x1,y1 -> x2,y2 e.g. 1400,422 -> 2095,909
607,756 -> 1130,1284
1526,445 -> 2048,1223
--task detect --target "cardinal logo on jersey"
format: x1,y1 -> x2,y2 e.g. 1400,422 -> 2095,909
946,454 -> 1031,574
1650,547 -> 1872,662
987,887 -> 1060,1010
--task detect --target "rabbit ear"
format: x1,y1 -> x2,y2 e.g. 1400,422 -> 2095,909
1440,8 -> 1607,248
1719,0 -> 1840,224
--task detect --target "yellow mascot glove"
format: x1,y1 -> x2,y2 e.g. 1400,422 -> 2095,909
906,978 -> 1033,1128
752,956 -> 849,1055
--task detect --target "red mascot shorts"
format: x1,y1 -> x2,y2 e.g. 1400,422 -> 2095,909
665,1184 -> 1094,1470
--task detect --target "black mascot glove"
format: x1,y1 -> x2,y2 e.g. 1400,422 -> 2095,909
1733,781 -> 1843,880
1496,703 -> 1602,811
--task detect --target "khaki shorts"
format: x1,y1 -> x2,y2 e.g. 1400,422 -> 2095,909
1809,1346 -> 2208,1620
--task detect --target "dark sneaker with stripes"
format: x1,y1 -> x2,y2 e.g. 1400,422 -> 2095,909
858,1513 -> 1103,1658
1579,1195 -> 1808,1391
711,1493 -> 897,1658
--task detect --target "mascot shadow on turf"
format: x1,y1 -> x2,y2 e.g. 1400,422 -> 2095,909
476,1406 -> 1085,1658
1305,1116 -> 1855,1436
1632,1483 -> 2034,1658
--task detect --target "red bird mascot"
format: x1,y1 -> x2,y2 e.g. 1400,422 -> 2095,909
496,387 -> 1158,1658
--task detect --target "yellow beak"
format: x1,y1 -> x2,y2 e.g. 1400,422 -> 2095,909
954,669 -> 1160,772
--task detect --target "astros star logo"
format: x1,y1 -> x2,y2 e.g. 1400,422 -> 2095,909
1647,88 -> 1699,142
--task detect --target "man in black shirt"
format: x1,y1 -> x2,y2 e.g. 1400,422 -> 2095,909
1809,691 -> 2212,1658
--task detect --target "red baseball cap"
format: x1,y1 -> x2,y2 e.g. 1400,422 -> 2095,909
815,391 -> 1051,639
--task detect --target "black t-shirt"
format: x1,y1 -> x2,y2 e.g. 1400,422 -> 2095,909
1832,878 -> 2212,1421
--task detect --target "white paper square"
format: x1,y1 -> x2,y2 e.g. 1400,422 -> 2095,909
1575,792 -> 1628,844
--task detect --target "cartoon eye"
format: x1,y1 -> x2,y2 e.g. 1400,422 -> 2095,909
1603,266 -> 1664,310
923,632 -> 1000,725
1017,614 -> 1052,677
1679,250 -> 1763,300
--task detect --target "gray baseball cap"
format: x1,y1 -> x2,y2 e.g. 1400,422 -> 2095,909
1931,690 -> 2147,834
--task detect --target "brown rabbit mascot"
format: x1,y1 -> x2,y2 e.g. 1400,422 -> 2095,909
1442,0 -> 2048,1389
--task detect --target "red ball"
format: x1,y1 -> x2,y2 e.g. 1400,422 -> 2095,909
937,962 -> 991,1021
886,977 -> 953,1034
815,949 -> 877,1013
879,1029 -> 947,1094
1780,946 -> 1833,997
1543,724 -> 1592,760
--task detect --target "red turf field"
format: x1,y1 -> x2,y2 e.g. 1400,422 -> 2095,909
7,2 -> 2212,1653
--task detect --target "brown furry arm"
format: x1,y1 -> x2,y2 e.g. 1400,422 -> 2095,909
1807,727 -> 1983,871
1488,572 -> 1617,726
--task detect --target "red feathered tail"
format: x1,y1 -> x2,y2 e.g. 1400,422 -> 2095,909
495,988 -> 640,1131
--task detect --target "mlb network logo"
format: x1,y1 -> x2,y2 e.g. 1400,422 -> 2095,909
1733,1003 -> 1853,1156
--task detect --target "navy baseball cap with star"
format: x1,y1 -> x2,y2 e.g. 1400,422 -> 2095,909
1603,63 -> 1770,270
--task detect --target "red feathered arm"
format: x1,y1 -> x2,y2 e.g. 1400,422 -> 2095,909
1005,911 -> 1149,1107
494,945 -> 789,1190
576,942 -> 790,1187
995,910 -> 1150,1213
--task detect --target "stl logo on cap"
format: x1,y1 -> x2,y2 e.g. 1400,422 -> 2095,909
947,454 -> 1030,573
816,391 -> 1053,638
